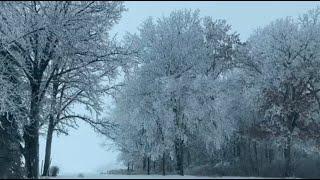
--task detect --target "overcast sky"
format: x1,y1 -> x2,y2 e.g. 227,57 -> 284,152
39,1 -> 320,176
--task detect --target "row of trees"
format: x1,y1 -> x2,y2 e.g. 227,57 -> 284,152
0,1 -> 129,178
110,8 -> 320,178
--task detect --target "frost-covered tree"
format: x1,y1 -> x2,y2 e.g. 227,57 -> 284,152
41,58 -> 124,176
110,7 -> 320,178
246,8 -> 320,177
111,9 -> 240,176
0,1 -> 126,178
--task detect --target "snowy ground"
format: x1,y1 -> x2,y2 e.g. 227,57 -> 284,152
42,174 -> 300,179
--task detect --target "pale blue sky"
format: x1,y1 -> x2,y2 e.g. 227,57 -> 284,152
39,1 -> 320,176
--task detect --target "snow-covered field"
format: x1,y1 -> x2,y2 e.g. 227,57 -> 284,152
42,174 -> 300,179
45,175 -> 211,179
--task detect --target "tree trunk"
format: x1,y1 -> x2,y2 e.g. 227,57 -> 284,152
162,152 -> 166,176
24,84 -> 41,179
42,78 -> 58,177
143,156 -> 146,171
175,139 -> 184,176
147,156 -> 150,175
248,141 -> 253,175
284,134 -> 292,177
187,148 -> 191,167
284,111 -> 298,177
173,98 -> 184,176
40,160 -> 44,175
42,123 -> 54,176
24,123 -> 39,179
253,141 -> 259,175
127,162 -> 130,174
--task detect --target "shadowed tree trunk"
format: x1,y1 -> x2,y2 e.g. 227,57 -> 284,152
42,77 -> 59,176
42,120 -> 54,176
143,156 -> 146,171
187,148 -> 191,167
284,134 -> 292,177
284,111 -> 298,177
162,152 -> 166,176
127,162 -> 130,174
173,98 -> 185,176
253,141 -> 259,175
175,138 -> 184,176
147,156 -> 150,175
24,80 -> 41,178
